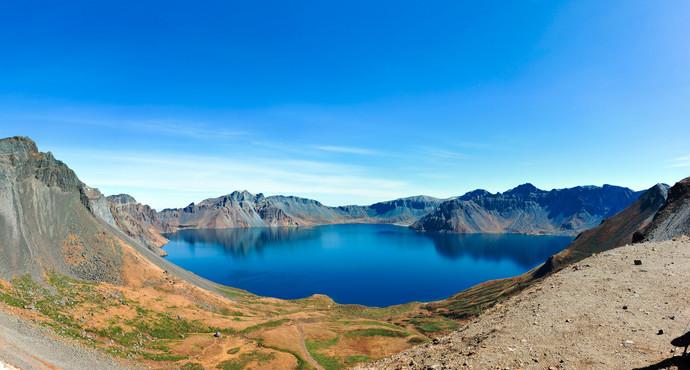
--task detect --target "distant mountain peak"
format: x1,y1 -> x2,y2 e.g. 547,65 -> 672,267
505,183 -> 541,196
459,189 -> 492,200
107,194 -> 138,205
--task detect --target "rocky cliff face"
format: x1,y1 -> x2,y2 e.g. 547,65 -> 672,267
641,177 -> 690,242
0,137 -> 124,282
106,194 -> 169,255
0,136 -> 221,294
364,195 -> 444,224
411,183 -> 642,235
157,192 -> 291,229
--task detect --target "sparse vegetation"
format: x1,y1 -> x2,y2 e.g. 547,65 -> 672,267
408,317 -> 459,334
216,350 -> 275,370
0,271 -> 458,369
240,318 -> 290,334
180,363 -> 205,370
345,355 -> 370,365
306,335 -> 342,370
345,328 -> 409,338
407,336 -> 427,344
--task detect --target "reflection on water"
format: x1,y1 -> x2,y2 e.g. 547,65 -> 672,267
163,224 -> 572,306
165,227 -> 320,258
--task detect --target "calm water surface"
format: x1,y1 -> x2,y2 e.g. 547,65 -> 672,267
163,224 -> 571,306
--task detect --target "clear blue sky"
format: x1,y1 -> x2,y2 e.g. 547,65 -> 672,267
1,0 -> 689,209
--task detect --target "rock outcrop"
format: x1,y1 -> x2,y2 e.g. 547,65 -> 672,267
641,177 -> 690,242
411,183 -> 642,235
106,194 -> 169,255
0,136 -> 221,293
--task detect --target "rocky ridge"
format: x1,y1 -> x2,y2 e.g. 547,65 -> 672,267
106,194 -> 170,256
412,183 -> 642,235
641,177 -> 690,242
120,192 -> 445,234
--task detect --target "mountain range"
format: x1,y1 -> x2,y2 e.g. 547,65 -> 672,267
103,180 -> 644,254
411,183 -> 643,235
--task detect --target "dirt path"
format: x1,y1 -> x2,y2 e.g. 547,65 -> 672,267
362,237 -> 690,369
297,322 -> 325,370
0,309 -> 136,370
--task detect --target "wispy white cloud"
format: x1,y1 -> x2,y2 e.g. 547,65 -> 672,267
667,156 -> 690,168
422,148 -> 469,160
131,121 -> 246,139
314,145 -> 379,155
0,111 -> 247,140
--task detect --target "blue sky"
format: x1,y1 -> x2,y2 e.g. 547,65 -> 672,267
1,0 -> 689,209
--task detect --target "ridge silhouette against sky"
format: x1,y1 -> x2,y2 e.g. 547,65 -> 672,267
1,0 -> 689,209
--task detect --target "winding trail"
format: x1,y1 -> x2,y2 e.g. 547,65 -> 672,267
297,322 -> 325,370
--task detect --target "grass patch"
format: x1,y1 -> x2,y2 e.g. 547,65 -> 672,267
127,311 -> 214,339
140,352 -> 187,361
334,302 -> 418,320
219,307 -> 244,317
216,285 -> 255,301
345,355 -> 370,365
216,350 -> 275,370
408,317 -> 459,334
227,347 -> 240,354
180,363 -> 205,370
344,328 -> 408,338
240,318 -> 290,334
407,336 -> 427,344
305,335 -> 342,370
337,320 -> 401,329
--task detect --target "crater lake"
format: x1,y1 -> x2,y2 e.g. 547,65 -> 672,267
163,224 -> 572,307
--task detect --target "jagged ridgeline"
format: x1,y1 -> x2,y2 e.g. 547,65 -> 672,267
111,185 -> 643,248
154,193 -> 445,230
412,183 -> 643,235
0,137 -> 126,282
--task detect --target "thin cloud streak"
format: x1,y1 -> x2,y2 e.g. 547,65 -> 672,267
422,148 -> 469,160
0,111 -> 247,140
314,145 -> 379,155
667,156 -> 690,168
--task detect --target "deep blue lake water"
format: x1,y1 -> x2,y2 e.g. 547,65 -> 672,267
163,224 -> 571,307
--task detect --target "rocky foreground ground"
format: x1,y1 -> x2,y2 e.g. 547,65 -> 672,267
361,237 -> 690,370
